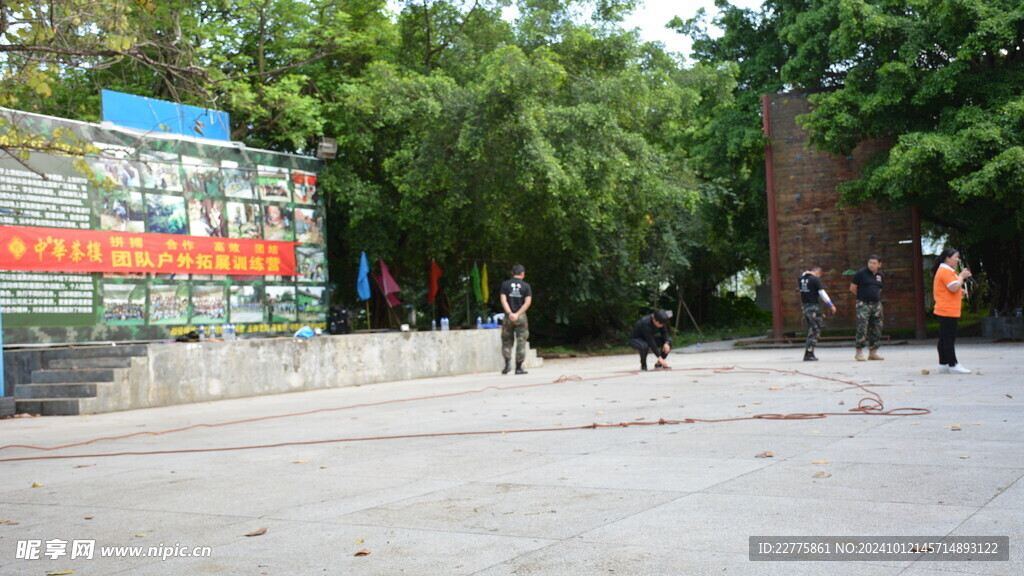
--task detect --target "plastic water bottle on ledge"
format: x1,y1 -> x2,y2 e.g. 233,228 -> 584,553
476,316 -> 482,329
199,325 -> 206,341
431,319 -> 437,331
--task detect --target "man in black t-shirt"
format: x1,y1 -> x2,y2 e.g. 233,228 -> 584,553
629,309 -> 672,371
798,266 -> 837,361
500,264 -> 533,375
850,255 -> 885,361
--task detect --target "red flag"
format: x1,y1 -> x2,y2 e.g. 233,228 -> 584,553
428,259 -> 442,304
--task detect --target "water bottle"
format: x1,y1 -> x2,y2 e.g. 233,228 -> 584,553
226,324 -> 235,341
209,325 -> 218,339
198,325 -> 206,341
431,319 -> 437,331
476,316 -> 482,329
442,317 -> 449,331
696,342 -> 701,352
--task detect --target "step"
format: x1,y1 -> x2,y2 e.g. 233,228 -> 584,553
15,383 -> 98,399
0,396 -> 14,418
38,344 -> 150,362
16,398 -> 81,416
47,357 -> 134,370
31,369 -> 115,384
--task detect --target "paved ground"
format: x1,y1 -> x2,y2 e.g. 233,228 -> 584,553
0,338 -> 1020,575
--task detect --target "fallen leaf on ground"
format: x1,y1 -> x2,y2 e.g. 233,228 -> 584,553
812,460 -> 829,464
0,520 -> 19,525
355,549 -> 371,556
921,369 -> 930,375
755,451 -> 774,458
31,483 -> 43,488
47,571 -> 75,575
959,456 -> 970,459
293,460 -> 308,464
768,386 -> 783,391
354,539 -> 364,545
949,425 -> 962,431
245,527 -> 267,537
812,472 -> 831,479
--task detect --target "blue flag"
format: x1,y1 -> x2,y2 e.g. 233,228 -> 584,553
357,252 -> 371,301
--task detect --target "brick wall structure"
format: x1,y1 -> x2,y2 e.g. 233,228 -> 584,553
763,93 -> 926,337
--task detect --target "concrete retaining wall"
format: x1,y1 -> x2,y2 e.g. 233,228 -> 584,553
80,329 -> 538,413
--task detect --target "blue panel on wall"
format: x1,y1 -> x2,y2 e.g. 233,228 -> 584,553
101,90 -> 230,141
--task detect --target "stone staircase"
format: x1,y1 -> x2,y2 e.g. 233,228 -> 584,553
14,345 -> 149,416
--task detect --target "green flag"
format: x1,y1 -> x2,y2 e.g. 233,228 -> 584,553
471,263 -> 482,302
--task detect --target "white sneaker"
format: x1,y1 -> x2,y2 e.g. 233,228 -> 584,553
937,365 -> 950,373
948,365 -> 971,374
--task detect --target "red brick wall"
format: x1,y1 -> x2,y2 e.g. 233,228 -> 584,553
765,94 -> 920,333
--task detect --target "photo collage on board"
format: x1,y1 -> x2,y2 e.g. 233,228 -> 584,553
92,145 -> 327,336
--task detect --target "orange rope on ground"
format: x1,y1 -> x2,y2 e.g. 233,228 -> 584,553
0,366 -> 931,462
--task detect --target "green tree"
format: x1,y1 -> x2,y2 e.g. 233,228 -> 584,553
786,0 -> 1024,311
685,0 -> 1024,311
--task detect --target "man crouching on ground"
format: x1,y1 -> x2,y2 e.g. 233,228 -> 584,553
630,309 -> 672,371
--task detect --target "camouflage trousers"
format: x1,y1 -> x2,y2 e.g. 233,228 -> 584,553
501,314 -> 529,363
802,304 -> 825,351
855,301 -> 883,349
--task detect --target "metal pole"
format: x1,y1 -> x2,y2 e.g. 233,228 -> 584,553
763,94 -> 784,339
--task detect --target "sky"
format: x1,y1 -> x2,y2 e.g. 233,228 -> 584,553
619,0 -> 764,57
386,0 -> 767,60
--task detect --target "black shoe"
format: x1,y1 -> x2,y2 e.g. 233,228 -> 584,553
640,365 -> 648,371
803,352 -> 818,361
515,362 -> 527,375
502,360 -> 511,374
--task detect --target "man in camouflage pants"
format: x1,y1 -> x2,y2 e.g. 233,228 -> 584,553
500,264 -> 532,375
798,266 -> 837,361
850,255 -> 885,361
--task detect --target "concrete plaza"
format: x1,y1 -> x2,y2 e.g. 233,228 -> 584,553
0,338 -> 1020,575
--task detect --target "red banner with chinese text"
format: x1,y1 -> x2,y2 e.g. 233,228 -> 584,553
0,225 -> 300,276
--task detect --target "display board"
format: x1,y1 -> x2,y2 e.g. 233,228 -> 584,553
0,109 -> 326,345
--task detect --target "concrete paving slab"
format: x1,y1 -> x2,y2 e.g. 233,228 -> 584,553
0,339 -> 1020,575
579,492 -> 977,555
475,543 -> 905,576
333,481 -> 682,540
707,460 -> 1020,507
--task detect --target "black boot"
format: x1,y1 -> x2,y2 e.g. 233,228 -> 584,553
803,349 -> 818,361
502,359 -> 511,374
515,361 -> 527,375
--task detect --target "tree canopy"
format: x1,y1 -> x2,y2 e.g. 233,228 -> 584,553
685,0 -> 1024,311
3,0 -> 1022,340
